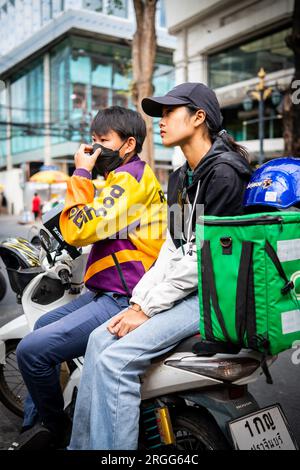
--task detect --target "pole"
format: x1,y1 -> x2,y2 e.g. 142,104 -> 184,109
6,81 -> 12,171
44,53 -> 52,166
258,89 -> 264,166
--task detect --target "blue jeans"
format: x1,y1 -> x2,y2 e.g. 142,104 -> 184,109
16,290 -> 129,431
69,293 -> 200,450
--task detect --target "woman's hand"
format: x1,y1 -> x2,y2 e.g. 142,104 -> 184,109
74,144 -> 101,172
107,307 -> 149,338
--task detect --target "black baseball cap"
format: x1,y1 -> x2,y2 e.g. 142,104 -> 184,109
142,82 -> 223,130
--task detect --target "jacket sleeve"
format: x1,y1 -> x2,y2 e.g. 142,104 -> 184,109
132,241 -> 198,317
59,168 -> 154,247
130,232 -> 175,306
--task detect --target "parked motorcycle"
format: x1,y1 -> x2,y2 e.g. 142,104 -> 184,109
0,228 -> 87,415
0,227 -> 298,450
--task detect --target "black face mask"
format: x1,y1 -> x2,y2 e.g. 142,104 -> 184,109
92,141 -> 127,176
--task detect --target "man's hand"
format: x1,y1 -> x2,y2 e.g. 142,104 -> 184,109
107,308 -> 149,338
74,144 -> 101,172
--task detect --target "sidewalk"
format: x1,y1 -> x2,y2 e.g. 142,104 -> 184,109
0,214 -> 35,240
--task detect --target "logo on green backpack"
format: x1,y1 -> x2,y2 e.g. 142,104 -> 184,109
291,271 -> 300,300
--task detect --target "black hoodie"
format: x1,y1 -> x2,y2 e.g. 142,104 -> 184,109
167,137 -> 253,248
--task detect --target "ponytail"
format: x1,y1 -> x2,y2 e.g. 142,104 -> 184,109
207,121 -> 249,161
186,104 -> 249,161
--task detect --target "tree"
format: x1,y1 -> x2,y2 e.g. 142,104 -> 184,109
131,0 -> 158,169
110,0 -> 158,168
283,0 -> 300,156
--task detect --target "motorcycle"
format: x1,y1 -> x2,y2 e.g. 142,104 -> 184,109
0,228 -> 87,415
0,229 -> 298,450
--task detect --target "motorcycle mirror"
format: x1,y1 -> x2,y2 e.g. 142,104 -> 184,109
39,229 -> 52,253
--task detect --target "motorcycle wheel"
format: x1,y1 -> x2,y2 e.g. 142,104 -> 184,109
0,340 -> 25,417
172,408 -> 230,450
0,271 -> 7,301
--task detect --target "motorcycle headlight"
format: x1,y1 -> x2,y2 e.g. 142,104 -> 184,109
165,357 -> 261,382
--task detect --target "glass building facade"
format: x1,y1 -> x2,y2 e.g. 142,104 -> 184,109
50,36 -> 174,148
221,102 -> 283,143
0,0 -> 167,57
208,25 -> 292,143
208,26 -> 293,89
10,60 -> 44,155
82,0 -> 128,17
0,87 -> 6,168
0,35 -> 174,168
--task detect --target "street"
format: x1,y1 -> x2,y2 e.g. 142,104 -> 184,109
0,215 -> 299,450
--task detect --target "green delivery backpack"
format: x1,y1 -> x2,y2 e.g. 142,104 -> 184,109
196,212 -> 300,359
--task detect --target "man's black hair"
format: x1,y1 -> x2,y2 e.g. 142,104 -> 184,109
91,106 -> 146,154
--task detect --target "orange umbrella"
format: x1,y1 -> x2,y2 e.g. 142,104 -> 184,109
30,170 -> 70,200
30,170 -> 70,184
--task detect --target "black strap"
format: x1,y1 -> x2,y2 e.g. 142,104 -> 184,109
235,242 -> 257,347
202,241 -> 231,343
201,241 -> 214,341
265,241 -> 294,294
253,334 -> 273,384
111,253 -> 131,298
192,339 -> 240,356
246,256 -> 257,349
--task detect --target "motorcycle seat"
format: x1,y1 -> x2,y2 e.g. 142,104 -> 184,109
150,335 -> 201,364
171,334 -> 201,353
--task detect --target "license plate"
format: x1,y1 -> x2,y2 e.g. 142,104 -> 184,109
228,404 -> 298,450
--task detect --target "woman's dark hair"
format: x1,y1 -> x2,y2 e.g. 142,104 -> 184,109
91,106 -> 146,153
186,105 -> 249,161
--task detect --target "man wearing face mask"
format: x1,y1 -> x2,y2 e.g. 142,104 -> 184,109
13,106 -> 167,451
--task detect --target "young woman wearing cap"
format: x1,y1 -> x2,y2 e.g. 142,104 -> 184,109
69,83 -> 253,450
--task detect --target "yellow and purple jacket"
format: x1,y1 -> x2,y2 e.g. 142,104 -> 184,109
59,155 -> 167,296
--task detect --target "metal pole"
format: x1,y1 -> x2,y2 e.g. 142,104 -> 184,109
44,53 -> 52,166
258,89 -> 264,166
6,81 -> 12,171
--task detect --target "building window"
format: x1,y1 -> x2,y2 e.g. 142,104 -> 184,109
0,88 -> 6,167
222,102 -> 283,142
48,36 -> 173,166
107,0 -> 128,18
83,0 -> 103,12
92,86 -> 109,111
52,0 -> 64,15
50,43 -> 71,144
208,26 -> 293,89
41,0 -> 53,25
152,59 -> 174,147
11,60 -> 44,155
157,0 -> 166,28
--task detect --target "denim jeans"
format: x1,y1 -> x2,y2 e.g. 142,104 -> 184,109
69,293 -> 199,450
16,290 -> 129,431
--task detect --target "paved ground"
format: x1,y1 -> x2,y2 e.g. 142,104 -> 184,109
0,215 -> 299,450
